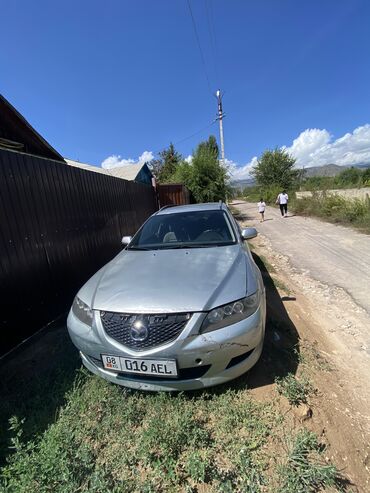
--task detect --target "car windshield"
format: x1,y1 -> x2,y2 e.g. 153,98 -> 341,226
128,210 -> 236,250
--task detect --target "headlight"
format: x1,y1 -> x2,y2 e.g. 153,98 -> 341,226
72,296 -> 93,326
200,291 -> 260,333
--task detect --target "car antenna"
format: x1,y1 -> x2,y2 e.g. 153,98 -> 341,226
219,200 -> 223,209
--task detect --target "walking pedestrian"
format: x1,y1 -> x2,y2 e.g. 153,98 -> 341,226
258,198 -> 266,222
276,190 -> 289,217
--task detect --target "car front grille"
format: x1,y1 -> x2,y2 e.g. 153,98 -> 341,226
100,312 -> 191,350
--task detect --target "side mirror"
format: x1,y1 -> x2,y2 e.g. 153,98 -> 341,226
121,236 -> 132,246
241,228 -> 257,240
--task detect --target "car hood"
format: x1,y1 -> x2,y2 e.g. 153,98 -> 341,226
87,245 -> 256,313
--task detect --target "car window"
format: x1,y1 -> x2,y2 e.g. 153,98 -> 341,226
128,210 -> 236,249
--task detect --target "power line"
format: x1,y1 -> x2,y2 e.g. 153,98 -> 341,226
205,0 -> 219,83
186,0 -> 213,94
153,120 -> 217,155
173,120 -> 216,146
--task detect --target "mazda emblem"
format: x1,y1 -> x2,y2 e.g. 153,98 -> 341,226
130,320 -> 149,342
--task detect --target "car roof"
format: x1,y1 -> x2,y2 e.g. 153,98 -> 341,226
156,202 -> 228,215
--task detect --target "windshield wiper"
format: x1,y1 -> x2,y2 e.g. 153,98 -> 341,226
127,246 -> 153,251
159,243 -> 227,249
129,243 -> 234,251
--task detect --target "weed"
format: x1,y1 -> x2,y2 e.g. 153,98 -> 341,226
291,194 -> 370,234
275,373 -> 314,406
278,430 -> 341,493
296,341 -> 333,372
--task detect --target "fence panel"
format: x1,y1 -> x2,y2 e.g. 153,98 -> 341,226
157,183 -> 191,206
0,149 -> 157,354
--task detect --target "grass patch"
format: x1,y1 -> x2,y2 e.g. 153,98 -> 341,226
0,370 -> 284,492
291,193 -> 370,234
1,370 -> 349,492
0,328 -> 80,465
275,373 -> 314,406
277,429 -> 343,493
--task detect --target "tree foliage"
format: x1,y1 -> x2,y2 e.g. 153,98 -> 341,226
335,166 -> 362,187
152,136 -> 230,203
300,166 -> 370,190
150,143 -> 183,183
363,167 -> 370,183
185,136 -> 229,202
251,148 -> 299,189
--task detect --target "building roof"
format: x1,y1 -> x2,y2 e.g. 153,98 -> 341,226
65,158 -> 112,176
107,163 -> 145,181
65,159 -> 153,183
0,94 -> 65,162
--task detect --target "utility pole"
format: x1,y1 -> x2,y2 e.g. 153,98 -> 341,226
215,89 -> 225,166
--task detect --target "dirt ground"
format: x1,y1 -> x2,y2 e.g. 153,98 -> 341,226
233,200 -> 370,491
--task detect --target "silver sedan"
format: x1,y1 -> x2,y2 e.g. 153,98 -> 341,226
67,202 -> 266,391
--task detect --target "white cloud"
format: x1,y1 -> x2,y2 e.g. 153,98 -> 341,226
228,157 -> 258,181
185,155 -> 193,164
284,125 -> 370,168
101,150 -> 154,169
138,151 -> 154,163
230,124 -> 370,179
283,129 -> 331,166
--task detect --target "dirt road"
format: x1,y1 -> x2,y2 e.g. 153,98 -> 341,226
233,200 -> 370,489
235,201 -> 370,315
234,200 -> 370,358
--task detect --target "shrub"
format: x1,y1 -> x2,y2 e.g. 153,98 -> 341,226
275,373 -> 313,406
278,430 -> 340,493
291,193 -> 370,233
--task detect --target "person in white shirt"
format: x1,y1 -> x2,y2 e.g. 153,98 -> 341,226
257,198 -> 266,222
276,190 -> 289,217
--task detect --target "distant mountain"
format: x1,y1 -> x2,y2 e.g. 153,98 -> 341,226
354,163 -> 370,169
229,177 -> 255,189
303,164 -> 344,177
303,163 -> 370,177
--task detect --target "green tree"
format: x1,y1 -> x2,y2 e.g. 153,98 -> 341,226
251,148 -> 299,189
362,167 -> 370,184
150,143 -> 182,183
184,135 -> 229,203
335,167 -> 362,187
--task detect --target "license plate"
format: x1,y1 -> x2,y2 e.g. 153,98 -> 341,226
101,355 -> 178,378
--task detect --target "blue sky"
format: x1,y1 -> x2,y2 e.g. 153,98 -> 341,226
2,0 -> 370,179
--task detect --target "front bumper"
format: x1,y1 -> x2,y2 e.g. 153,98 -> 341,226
67,302 -> 265,391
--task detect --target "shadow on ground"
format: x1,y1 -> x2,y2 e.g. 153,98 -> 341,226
246,252 -> 300,388
0,317 -> 80,465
